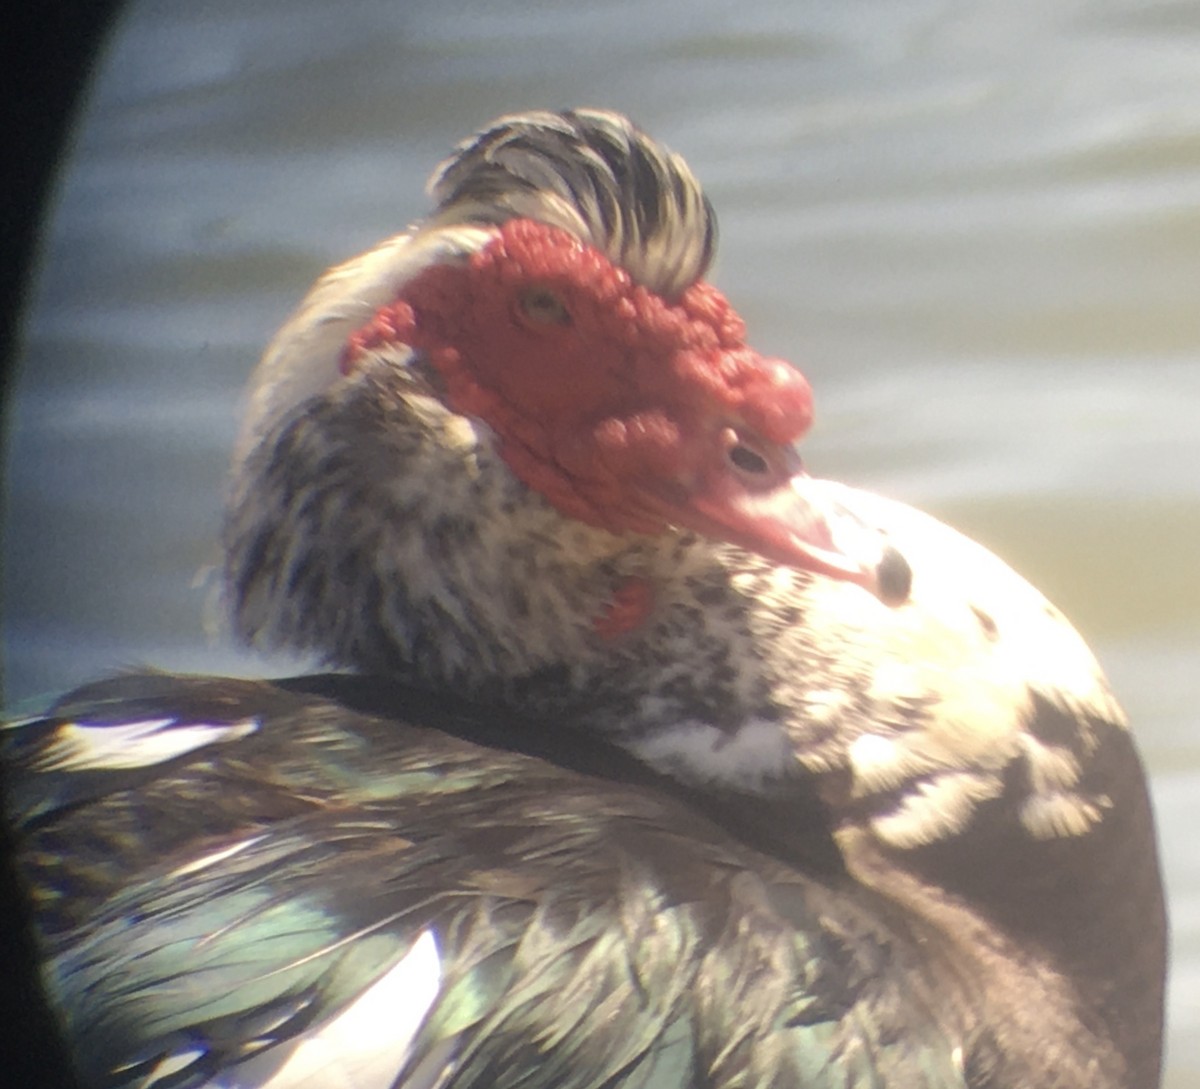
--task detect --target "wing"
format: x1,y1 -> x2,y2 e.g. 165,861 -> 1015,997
4,673 -> 971,1089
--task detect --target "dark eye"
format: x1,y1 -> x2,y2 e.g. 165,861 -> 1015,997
728,444 -> 769,474
517,286 -> 571,327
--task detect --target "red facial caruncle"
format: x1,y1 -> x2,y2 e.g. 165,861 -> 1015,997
342,218 -> 905,602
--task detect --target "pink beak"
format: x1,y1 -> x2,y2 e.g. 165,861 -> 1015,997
642,438 -> 911,605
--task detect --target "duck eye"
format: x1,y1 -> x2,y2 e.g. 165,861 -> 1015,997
517,287 -> 571,327
728,444 -> 769,474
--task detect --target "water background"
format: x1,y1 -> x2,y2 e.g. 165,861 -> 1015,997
4,1 -> 1198,1081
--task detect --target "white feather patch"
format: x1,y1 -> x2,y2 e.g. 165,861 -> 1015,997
870,770 -> 1006,848
206,929 -> 443,1089
629,717 -> 791,789
848,732 -> 939,795
1019,791 -> 1110,839
32,717 -> 259,773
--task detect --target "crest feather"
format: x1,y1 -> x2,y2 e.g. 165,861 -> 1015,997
426,108 -> 717,298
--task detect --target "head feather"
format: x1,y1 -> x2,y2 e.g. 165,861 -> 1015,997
426,108 -> 717,299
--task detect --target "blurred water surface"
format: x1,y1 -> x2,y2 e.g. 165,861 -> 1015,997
4,0 -> 1199,1081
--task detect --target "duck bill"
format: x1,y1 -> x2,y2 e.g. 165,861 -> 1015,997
673,470 -> 911,605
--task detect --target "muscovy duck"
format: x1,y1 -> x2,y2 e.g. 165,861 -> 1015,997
4,109 -> 1165,1089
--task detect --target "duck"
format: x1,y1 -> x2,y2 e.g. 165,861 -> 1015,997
2,108 -> 1166,1089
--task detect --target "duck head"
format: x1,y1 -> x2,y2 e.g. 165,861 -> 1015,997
225,109 -> 908,694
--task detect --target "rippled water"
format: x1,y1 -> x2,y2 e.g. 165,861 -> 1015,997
5,0 -> 1199,1081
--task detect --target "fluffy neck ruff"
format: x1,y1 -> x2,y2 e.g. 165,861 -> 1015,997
226,210 -> 821,731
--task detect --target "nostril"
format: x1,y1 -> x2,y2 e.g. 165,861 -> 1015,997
729,444 -> 769,474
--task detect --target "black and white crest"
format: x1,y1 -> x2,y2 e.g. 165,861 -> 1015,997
427,108 -> 717,299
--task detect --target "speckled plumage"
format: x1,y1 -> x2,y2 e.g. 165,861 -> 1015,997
5,109 -> 1166,1088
